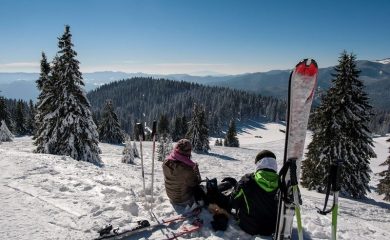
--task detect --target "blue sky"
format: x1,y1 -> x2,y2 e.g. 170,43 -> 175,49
0,0 -> 389,74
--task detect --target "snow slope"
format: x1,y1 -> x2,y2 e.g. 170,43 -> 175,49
0,123 -> 389,240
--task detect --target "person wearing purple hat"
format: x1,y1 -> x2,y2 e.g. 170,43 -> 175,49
162,139 -> 202,206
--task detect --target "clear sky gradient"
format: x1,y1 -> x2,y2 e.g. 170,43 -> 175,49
0,0 -> 389,74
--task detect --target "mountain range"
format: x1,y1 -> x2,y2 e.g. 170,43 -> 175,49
1,59 -> 389,110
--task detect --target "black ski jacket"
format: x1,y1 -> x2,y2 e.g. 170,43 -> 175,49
231,170 -> 279,236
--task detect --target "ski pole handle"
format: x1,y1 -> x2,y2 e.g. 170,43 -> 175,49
152,121 -> 157,138
331,159 -> 343,192
136,123 -> 145,141
289,158 -> 298,186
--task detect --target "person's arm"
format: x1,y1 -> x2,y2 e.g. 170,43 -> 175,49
192,163 -> 202,185
230,174 -> 252,214
184,163 -> 201,187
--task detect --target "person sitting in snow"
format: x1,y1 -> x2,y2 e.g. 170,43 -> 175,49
230,150 -> 279,236
207,150 -> 279,235
162,139 -> 202,206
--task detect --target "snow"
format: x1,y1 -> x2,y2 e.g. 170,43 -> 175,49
1,123 -> 389,240
376,58 -> 390,64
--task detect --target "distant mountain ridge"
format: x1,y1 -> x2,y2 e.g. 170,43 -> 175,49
211,60 -> 390,104
376,58 -> 390,64
1,59 -> 390,110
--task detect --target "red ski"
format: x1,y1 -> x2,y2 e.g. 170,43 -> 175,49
275,59 -> 318,240
164,218 -> 203,240
95,207 -> 202,240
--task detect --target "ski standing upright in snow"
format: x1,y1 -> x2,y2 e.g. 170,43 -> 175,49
274,59 -> 318,240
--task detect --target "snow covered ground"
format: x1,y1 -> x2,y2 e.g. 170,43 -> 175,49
0,122 -> 389,240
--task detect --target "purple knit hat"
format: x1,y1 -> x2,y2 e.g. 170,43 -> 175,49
175,139 -> 192,156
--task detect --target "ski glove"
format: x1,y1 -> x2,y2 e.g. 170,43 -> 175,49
221,177 -> 237,188
209,203 -> 229,231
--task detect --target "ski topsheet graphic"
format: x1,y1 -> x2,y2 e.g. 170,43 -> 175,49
274,59 -> 318,240
94,207 -> 202,240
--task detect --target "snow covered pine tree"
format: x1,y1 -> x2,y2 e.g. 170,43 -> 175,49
0,120 -> 14,142
0,95 -> 12,132
34,52 -> 54,151
186,103 -> 210,153
157,136 -> 173,161
122,139 -> 135,164
98,99 -> 124,144
133,141 -> 140,158
301,51 -> 375,198
377,138 -> 390,201
14,100 -> 27,136
224,119 -> 239,147
35,25 -> 101,165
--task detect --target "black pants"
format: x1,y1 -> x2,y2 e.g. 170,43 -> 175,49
193,179 -> 235,212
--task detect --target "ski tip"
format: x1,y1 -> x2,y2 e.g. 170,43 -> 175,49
295,59 -> 318,76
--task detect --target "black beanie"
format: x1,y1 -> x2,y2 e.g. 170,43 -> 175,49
255,150 -> 276,164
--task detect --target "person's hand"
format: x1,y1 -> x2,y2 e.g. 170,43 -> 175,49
221,177 -> 237,187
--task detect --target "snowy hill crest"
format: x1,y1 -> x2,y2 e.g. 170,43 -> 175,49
376,58 -> 390,64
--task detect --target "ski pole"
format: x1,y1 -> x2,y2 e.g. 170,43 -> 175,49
137,123 -> 147,203
317,159 -> 343,240
331,160 -> 342,240
150,120 -> 157,208
290,158 -> 303,240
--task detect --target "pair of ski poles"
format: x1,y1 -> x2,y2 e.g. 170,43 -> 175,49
278,158 -> 342,240
136,121 -> 157,209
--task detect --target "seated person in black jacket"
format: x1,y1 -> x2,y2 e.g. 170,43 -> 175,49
230,150 -> 279,236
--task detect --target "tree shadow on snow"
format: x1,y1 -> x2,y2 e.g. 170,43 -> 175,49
207,152 -> 240,161
236,119 -> 267,134
341,193 -> 390,210
357,197 -> 390,209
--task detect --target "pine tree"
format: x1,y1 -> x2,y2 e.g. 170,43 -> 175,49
133,121 -> 139,141
157,136 -> 173,161
0,94 -> 11,130
41,25 -> 102,165
377,138 -> 390,201
301,51 -> 376,198
172,116 -> 182,142
0,120 -> 14,142
34,52 -> 55,150
26,100 -> 36,136
122,139 -> 135,164
98,99 -> 124,144
36,52 -> 51,90
133,141 -> 140,158
224,119 -> 239,147
158,114 -> 170,137
14,100 -> 27,136
186,103 -> 210,153
181,115 -> 188,139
